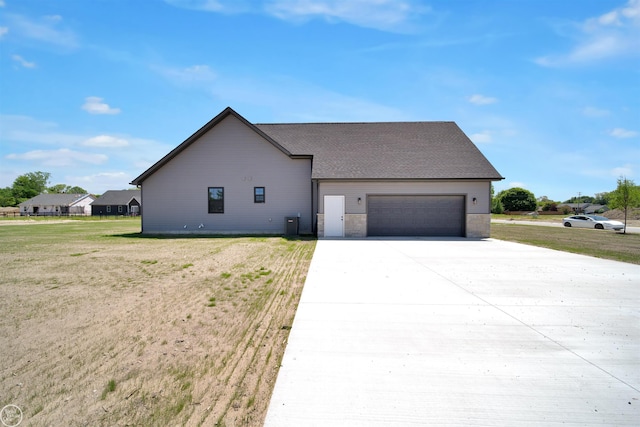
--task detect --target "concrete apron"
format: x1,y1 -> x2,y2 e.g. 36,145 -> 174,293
264,238 -> 640,426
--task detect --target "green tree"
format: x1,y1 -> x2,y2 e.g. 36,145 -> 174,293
48,184 -> 88,194
497,187 -> 536,212
609,177 -> 640,234
0,187 -> 16,207
564,195 -> 594,204
12,171 -> 51,203
491,197 -> 504,214
490,184 -> 503,214
593,192 -> 611,205
541,201 -> 558,212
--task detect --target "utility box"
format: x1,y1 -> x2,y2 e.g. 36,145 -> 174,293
285,217 -> 299,236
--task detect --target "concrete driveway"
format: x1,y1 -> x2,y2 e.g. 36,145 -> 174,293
265,238 -> 640,426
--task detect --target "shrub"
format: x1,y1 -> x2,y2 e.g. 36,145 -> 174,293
497,187 -> 536,212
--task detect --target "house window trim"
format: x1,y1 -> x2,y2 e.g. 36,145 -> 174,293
106,206 -> 111,213
208,187 -> 225,214
254,187 -> 265,204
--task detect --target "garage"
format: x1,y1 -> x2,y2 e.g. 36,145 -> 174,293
367,195 -> 465,237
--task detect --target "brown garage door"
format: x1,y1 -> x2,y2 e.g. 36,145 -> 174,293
367,195 -> 465,237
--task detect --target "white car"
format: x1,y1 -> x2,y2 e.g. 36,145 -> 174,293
562,215 -> 624,231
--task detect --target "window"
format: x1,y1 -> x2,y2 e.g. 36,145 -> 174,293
254,187 -> 265,203
106,206 -> 111,213
118,205 -> 123,213
208,187 -> 224,213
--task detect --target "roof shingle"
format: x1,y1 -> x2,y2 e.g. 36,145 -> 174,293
255,121 -> 503,180
130,107 -> 503,185
18,194 -> 93,207
91,190 -> 140,206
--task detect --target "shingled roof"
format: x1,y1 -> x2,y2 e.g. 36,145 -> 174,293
91,190 -> 140,206
18,193 -> 93,207
255,122 -> 503,180
131,107 -> 503,185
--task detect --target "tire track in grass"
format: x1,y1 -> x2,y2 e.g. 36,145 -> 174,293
197,241 -> 311,426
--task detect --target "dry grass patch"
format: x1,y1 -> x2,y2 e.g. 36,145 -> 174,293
0,219 -> 315,426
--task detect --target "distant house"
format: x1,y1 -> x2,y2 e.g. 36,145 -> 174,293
90,190 -> 141,216
19,194 -> 95,216
130,107 -> 503,238
559,203 -> 609,215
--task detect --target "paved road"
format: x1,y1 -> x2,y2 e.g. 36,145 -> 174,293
265,238 -> 640,426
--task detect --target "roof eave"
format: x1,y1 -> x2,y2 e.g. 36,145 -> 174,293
312,176 -> 505,181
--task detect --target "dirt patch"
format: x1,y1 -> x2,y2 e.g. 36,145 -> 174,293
600,208 -> 640,226
0,220 -> 315,426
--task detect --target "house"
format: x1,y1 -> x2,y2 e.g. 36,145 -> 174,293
130,107 -> 503,238
91,189 -> 141,216
559,203 -> 609,215
19,193 -> 95,216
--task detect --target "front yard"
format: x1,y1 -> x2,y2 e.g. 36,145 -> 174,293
491,222 -> 640,265
0,218 -> 315,426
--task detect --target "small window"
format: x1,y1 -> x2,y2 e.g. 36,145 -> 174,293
106,206 -> 111,213
118,205 -> 123,213
254,187 -> 265,203
208,187 -> 224,213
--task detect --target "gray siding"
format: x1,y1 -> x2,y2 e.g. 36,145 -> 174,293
317,180 -> 491,214
142,115 -> 312,234
317,180 -> 491,238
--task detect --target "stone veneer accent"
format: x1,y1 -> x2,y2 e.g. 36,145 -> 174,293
317,213 -> 367,238
344,214 -> 367,238
319,213 -> 489,238
316,213 -> 325,237
466,213 -> 491,238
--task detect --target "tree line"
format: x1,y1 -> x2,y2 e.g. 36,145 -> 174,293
0,171 -> 88,207
492,177 -> 640,219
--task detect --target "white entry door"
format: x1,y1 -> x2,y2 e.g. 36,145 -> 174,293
324,195 -> 344,237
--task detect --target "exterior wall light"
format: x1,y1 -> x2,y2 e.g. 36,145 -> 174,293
357,197 -> 362,204
472,197 -> 477,205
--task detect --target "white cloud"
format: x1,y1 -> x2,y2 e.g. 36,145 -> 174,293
165,0 -> 429,32
11,54 -> 36,68
265,0 -> 429,33
609,127 -> 638,138
508,182 -> 527,189
468,94 -> 497,105
0,27 -> 8,38
65,172 -> 133,193
82,97 -> 121,115
536,0 -> 640,66
210,74 -> 408,122
582,106 -> 610,117
610,164 -> 635,177
164,0 -> 252,13
0,114 -> 84,146
82,135 -> 129,148
6,149 -> 108,167
469,131 -> 492,143
154,64 -> 217,85
4,13 -> 78,49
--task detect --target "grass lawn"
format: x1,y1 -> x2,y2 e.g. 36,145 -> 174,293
0,218 -> 316,426
491,222 -> 640,265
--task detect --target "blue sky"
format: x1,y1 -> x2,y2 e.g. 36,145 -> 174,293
1,0 -> 638,201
